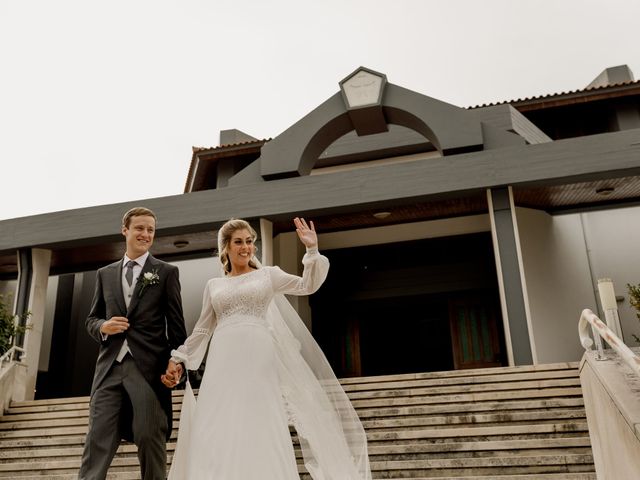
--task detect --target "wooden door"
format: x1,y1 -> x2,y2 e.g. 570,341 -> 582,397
449,295 -> 504,369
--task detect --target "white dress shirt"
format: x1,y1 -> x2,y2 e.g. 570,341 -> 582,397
114,251 -> 149,362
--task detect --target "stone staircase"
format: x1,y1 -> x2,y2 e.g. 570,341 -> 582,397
0,362 -> 596,479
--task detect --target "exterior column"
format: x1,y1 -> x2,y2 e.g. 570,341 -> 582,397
487,187 -> 536,366
13,248 -> 51,401
259,218 -> 273,266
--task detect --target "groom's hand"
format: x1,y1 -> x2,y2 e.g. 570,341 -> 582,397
161,360 -> 184,388
100,316 -> 129,335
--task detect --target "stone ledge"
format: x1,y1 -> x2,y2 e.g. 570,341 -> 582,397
580,348 -> 640,442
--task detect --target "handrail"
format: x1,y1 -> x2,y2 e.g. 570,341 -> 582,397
579,308 -> 640,377
0,345 -> 25,369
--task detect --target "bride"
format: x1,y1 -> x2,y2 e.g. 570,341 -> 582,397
162,217 -> 371,479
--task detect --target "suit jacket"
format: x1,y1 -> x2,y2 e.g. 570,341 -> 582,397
86,254 -> 187,441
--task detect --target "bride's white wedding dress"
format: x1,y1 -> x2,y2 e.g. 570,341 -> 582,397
168,249 -> 371,480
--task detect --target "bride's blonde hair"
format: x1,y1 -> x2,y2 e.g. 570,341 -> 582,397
217,218 -> 259,276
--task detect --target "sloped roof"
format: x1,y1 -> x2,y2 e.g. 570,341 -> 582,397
468,79 -> 640,110
185,138 -> 270,192
191,138 -> 270,154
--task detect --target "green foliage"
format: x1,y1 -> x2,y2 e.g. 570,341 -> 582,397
627,283 -> 640,345
0,294 -> 29,357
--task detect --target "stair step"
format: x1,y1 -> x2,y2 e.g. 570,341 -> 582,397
7,473 -> 597,480
360,409 -> 586,430
0,436 -> 592,457
0,453 -> 594,473
351,387 -> 583,409
365,422 -> 589,442
0,475 -> 142,480
356,398 -> 585,418
0,437 -> 592,461
2,397 -> 586,423
0,407 -> 586,432
338,363 -> 580,385
346,378 -> 581,399
340,369 -> 580,392
0,419 -> 588,442
402,475 -> 596,480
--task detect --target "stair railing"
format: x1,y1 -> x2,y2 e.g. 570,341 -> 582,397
0,345 -> 25,372
579,308 -> 640,377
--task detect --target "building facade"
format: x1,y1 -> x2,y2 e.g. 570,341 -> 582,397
1,65 -> 640,400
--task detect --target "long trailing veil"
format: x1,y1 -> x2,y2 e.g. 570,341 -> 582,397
169,254 -> 371,480
269,292 -> 371,480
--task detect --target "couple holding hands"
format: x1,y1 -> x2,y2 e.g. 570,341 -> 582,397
80,207 -> 371,479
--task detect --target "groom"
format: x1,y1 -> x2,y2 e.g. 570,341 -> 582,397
79,207 -> 187,480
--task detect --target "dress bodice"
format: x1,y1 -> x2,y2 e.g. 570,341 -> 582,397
211,268 -> 272,330
171,250 -> 329,370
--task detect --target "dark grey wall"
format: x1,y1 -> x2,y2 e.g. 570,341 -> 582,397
36,272 -> 98,399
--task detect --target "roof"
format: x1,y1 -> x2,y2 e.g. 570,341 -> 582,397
468,79 -> 640,110
185,138 -> 270,192
191,138 -> 270,154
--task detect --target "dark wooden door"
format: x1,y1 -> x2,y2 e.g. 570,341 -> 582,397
449,295 -> 504,369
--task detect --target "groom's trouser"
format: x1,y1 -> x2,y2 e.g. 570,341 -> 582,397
79,355 -> 167,480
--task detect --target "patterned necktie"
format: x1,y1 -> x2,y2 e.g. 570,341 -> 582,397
125,260 -> 137,287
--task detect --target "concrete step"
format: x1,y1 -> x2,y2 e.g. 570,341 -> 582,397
3,390 -> 583,418
2,397 -> 586,424
340,369 -> 580,393
338,363 -> 580,385
0,417 -> 588,442
346,378 -> 583,401
0,406 -> 586,433
388,475 -> 596,480
350,387 -> 583,409
356,398 -> 585,419
0,453 -> 594,475
364,422 -> 589,443
0,437 -> 594,464
1,475 -> 142,480
5,473 -> 597,480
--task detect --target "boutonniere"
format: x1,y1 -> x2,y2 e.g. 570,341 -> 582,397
139,269 -> 160,297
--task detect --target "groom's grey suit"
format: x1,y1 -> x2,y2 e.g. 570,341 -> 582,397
79,254 -> 187,480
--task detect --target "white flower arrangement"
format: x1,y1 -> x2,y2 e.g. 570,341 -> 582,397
139,269 -> 160,297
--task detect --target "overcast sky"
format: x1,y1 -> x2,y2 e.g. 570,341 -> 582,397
1,0 -> 638,221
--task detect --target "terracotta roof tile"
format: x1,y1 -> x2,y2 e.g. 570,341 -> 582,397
191,138 -> 271,154
468,79 -> 640,109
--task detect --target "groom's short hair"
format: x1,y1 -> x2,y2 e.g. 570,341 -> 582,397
122,207 -> 157,228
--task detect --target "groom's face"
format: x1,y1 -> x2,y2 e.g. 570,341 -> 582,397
122,215 -> 156,259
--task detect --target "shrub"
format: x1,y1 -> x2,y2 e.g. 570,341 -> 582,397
627,283 -> 640,345
0,294 -> 30,356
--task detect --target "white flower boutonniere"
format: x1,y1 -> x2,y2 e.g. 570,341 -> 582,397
139,269 -> 160,297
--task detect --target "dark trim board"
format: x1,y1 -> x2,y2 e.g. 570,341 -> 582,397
14,249 -> 32,349
1,128 -> 640,254
488,188 -> 532,365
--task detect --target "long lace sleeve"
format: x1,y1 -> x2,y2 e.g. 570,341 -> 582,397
171,279 -> 217,370
269,247 -> 329,295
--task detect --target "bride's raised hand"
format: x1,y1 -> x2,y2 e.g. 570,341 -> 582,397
294,217 -> 317,249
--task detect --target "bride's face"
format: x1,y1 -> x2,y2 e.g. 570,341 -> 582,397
227,229 -> 255,271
